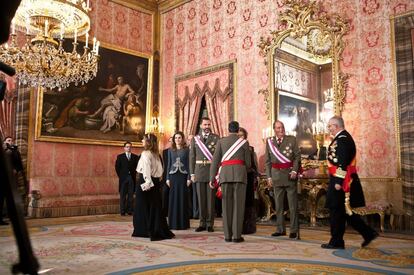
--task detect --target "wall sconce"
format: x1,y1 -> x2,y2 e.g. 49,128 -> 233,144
148,116 -> 164,137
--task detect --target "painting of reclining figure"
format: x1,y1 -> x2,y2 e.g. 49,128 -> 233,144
35,42 -> 152,146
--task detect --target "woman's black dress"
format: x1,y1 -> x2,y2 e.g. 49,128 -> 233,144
132,175 -> 175,241
243,146 -> 258,234
167,148 -> 190,230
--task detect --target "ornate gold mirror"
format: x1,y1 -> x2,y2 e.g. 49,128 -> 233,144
259,0 -> 349,158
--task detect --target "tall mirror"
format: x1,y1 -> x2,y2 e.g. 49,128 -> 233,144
259,0 -> 349,162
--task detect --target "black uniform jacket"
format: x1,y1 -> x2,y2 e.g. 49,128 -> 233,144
325,130 -> 365,209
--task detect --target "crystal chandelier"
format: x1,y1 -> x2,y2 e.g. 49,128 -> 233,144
0,0 -> 100,89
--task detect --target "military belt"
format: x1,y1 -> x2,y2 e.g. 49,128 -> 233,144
195,160 -> 211,165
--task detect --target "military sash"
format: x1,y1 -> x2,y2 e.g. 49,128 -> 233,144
214,138 -> 247,198
327,157 -> 357,216
267,138 -> 291,164
194,135 -> 213,161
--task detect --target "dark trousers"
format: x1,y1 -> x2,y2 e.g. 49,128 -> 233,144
120,176 -> 134,214
192,183 -> 199,218
329,206 -> 376,246
196,181 -> 215,227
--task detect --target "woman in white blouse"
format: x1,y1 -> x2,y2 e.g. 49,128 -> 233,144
132,133 -> 175,241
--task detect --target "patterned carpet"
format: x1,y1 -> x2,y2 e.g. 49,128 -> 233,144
0,215 -> 413,274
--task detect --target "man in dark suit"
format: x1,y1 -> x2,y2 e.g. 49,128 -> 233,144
190,117 -> 219,232
265,121 -> 301,239
209,121 -> 251,242
115,141 -> 139,215
321,116 -> 378,249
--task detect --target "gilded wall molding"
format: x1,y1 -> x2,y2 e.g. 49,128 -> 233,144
258,0 -> 350,121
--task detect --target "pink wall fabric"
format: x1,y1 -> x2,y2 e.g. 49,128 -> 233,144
160,0 -> 414,178
29,0 -> 152,199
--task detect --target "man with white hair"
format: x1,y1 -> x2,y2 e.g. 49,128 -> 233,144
321,116 -> 378,249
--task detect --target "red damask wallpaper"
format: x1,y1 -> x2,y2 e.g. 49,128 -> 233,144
160,0 -> 414,178
29,0 -> 153,200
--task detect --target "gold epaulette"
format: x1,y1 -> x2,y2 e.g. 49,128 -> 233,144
335,167 -> 346,179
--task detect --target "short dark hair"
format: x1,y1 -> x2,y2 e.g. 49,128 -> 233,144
123,141 -> 132,147
228,121 -> 239,133
200,117 -> 210,123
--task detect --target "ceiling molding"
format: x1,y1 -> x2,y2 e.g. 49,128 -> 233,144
110,0 -> 192,14
158,0 -> 192,14
110,0 -> 157,14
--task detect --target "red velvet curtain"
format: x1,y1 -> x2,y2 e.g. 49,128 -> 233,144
177,78 -> 231,138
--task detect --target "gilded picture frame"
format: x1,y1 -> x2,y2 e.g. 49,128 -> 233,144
35,42 -> 153,146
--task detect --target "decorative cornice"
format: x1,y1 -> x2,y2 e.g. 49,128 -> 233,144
110,0 -> 191,13
158,0 -> 192,13
111,0 -> 157,14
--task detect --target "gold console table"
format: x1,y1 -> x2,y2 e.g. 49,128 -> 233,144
257,160 -> 329,226
257,176 -> 329,227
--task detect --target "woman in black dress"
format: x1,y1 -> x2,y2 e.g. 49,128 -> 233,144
166,131 -> 191,230
132,133 -> 175,241
238,127 -> 259,234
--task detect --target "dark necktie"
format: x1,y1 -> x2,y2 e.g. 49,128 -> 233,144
277,138 -> 282,146
203,135 -> 208,142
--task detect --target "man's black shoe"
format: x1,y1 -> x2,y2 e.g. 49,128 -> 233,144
271,232 -> 286,237
224,238 -> 232,242
195,226 -> 206,232
321,243 -> 345,249
362,232 -> 379,248
207,226 -> 214,232
0,220 -> 8,226
127,212 -> 133,216
120,213 -> 126,216
289,233 -> 297,239
233,237 -> 244,243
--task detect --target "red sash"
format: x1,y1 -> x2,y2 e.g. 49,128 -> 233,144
328,159 -> 357,193
221,159 -> 245,166
272,162 -> 293,169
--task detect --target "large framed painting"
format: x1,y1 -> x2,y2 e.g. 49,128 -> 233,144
277,90 -> 317,156
35,42 -> 153,146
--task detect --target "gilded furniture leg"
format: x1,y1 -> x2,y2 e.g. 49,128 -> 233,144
257,180 -> 275,222
308,185 -> 320,227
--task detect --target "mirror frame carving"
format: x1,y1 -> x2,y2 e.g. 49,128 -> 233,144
258,0 -> 350,121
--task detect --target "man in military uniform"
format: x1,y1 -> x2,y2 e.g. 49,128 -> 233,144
190,117 -> 219,232
209,121 -> 251,242
265,120 -> 301,239
321,116 -> 378,249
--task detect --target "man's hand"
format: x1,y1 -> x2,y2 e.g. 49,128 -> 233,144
335,184 -> 341,190
209,181 -> 215,189
166,180 -> 170,188
186,180 -> 191,187
191,175 -> 195,182
289,171 -> 297,180
267,178 -> 273,188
